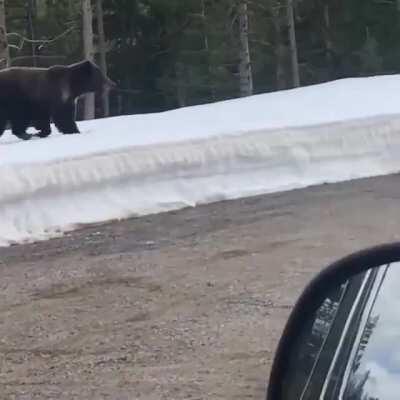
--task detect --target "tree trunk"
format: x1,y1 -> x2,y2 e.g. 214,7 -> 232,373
117,94 -> 123,115
175,62 -> 187,107
36,0 -> 47,19
323,2 -> 333,76
201,0 -> 215,100
287,0 -> 300,87
27,0 -> 36,66
272,2 -> 286,90
0,0 -> 9,69
96,0 -> 110,117
82,0 -> 95,120
238,0 -> 253,97
201,0 -> 209,53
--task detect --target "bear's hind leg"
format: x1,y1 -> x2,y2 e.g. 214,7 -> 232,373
0,115 -> 7,138
8,102 -> 33,140
11,118 -> 32,140
0,105 -> 10,138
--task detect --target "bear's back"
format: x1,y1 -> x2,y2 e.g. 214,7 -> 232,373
0,67 -> 54,103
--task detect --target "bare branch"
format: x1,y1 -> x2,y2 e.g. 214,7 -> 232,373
250,39 -> 273,47
247,0 -> 269,11
373,0 -> 396,4
7,26 -> 76,53
187,12 -> 205,19
150,49 -> 171,59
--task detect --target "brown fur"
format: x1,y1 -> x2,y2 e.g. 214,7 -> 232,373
0,60 -> 116,140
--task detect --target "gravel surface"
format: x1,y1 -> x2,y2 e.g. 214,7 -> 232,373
1,174 -> 400,399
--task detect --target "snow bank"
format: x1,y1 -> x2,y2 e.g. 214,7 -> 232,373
2,75 -> 400,245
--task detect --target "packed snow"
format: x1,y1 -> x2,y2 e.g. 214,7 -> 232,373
2,74 -> 400,246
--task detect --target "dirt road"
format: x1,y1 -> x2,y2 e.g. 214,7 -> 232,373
1,174 -> 400,400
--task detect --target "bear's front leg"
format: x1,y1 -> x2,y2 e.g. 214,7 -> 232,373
34,118 -> 52,138
53,102 -> 81,134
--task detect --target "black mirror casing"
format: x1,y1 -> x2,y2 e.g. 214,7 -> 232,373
266,242 -> 400,400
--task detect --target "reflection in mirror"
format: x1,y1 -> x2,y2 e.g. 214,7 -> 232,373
283,261 -> 400,400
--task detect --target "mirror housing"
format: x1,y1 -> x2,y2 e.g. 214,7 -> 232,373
266,242 -> 400,400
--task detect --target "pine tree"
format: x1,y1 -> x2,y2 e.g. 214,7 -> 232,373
82,0 -> 95,119
287,0 -> 300,87
95,0 -> 110,117
238,0 -> 253,96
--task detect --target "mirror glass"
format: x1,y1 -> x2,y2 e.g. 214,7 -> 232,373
282,261 -> 400,400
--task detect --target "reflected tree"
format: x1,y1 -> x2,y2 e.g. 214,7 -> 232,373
344,314 -> 380,400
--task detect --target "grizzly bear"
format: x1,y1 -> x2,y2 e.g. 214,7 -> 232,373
0,60 -> 116,140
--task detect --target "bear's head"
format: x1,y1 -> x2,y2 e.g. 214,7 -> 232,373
67,60 -> 116,98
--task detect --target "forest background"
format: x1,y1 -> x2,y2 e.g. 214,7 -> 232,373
0,0 -> 397,120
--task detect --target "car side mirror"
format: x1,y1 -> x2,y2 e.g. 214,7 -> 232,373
266,242 -> 400,400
